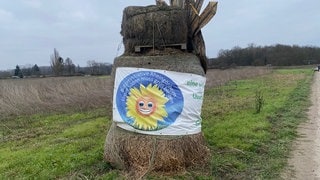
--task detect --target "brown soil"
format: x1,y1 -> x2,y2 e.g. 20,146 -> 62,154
282,72 -> 320,179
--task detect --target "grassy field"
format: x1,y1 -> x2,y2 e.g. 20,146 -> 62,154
0,67 -> 313,179
203,68 -> 313,179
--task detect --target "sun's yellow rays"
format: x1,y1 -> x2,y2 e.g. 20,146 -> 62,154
126,84 -> 169,130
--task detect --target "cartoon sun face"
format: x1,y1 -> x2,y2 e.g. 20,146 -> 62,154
126,84 -> 169,130
136,97 -> 157,116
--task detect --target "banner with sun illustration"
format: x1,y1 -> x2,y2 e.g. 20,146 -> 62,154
113,67 -> 206,135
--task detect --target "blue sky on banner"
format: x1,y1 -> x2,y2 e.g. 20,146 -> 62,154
0,0 -> 319,70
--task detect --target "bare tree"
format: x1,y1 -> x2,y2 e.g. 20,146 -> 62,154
64,57 -> 75,75
87,60 -> 112,75
50,48 -> 64,76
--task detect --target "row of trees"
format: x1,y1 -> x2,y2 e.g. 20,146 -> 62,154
208,44 -> 320,68
3,45 -> 320,78
13,64 -> 40,78
50,48 -> 112,76
0,48 -> 112,79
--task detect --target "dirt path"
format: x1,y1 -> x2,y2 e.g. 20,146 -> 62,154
282,72 -> 320,179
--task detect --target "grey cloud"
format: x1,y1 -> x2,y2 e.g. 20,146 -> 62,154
0,0 -> 320,70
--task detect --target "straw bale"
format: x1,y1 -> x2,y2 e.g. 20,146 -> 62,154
121,6 -> 188,54
104,123 -> 210,178
104,54 -> 209,178
104,4 -> 210,176
112,53 -> 205,76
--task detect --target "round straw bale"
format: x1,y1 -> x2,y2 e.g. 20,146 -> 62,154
121,6 -> 188,54
104,123 -> 210,178
104,54 -> 209,178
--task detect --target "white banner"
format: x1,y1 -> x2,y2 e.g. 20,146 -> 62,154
113,67 -> 206,135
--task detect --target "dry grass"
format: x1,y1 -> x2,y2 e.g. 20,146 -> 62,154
205,66 -> 272,89
0,67 -> 271,119
0,76 -> 112,119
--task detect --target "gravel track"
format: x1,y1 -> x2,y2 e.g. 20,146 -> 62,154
282,72 -> 320,179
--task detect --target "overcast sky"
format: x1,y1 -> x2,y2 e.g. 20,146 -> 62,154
0,0 -> 319,70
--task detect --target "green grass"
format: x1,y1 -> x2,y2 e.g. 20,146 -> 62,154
0,109 -> 118,179
0,68 -> 314,179
202,68 -> 313,179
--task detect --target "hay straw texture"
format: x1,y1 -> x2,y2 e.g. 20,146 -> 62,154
112,53 -> 205,76
104,123 -> 210,178
121,6 -> 188,54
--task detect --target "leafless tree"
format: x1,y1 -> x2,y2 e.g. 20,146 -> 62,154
50,48 -> 64,76
64,57 -> 75,75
